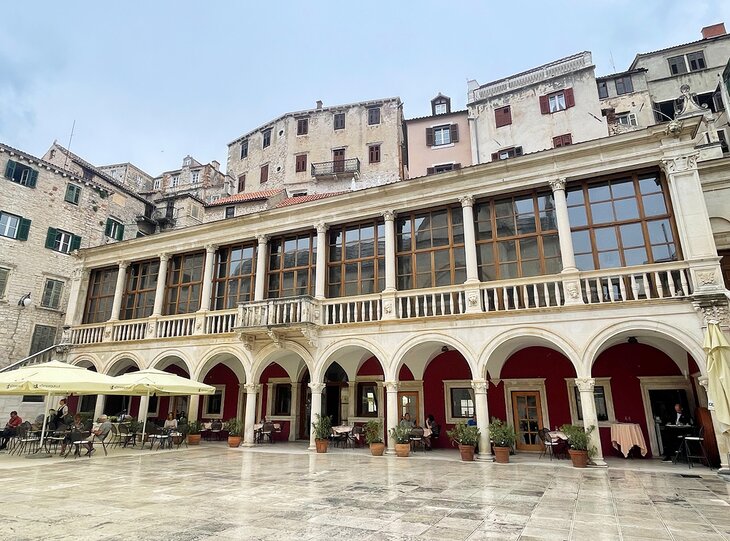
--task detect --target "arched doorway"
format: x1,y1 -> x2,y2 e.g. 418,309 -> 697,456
104,357 -> 141,417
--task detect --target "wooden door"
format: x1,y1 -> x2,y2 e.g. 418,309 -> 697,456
397,391 -> 419,425
511,391 -> 544,451
333,149 -> 345,172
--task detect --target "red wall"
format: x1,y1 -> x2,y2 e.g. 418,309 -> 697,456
200,364 -> 240,422
259,363 -> 291,441
593,343 -> 681,458
398,364 -> 414,381
358,356 -> 384,376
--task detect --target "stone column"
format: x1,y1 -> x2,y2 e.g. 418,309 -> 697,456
308,382 -> 325,450
549,178 -> 583,306
243,383 -> 259,446
289,384 -> 299,442
575,377 -> 606,466
347,381 -> 357,422
64,266 -> 89,328
265,382 -> 274,418
198,244 -> 217,312
381,211 -> 398,320
385,381 -> 399,452
699,377 -> 730,472
108,260 -> 128,321
460,195 -> 479,284
254,235 -> 268,301
471,379 -> 492,461
152,253 -> 170,317
93,395 -> 106,421
187,394 -> 199,422
314,222 -> 328,300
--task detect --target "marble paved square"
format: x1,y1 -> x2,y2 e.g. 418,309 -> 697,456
1,445 -> 729,541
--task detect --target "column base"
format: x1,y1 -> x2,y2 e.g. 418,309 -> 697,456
241,442 -> 255,448
591,457 -> 608,467
478,452 -> 494,462
716,468 -> 730,481
308,443 -> 316,451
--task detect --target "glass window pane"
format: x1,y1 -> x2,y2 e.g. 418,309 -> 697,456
495,216 -> 515,237
598,251 -> 621,269
432,227 -> 450,247
568,205 -> 588,227
642,193 -> 667,216
497,240 -> 517,262
614,198 -> 639,220
575,253 -> 595,271
519,238 -> 539,260
588,183 -> 611,202
647,219 -> 674,244
652,244 -> 676,262
591,202 -> 614,224
499,262 -> 518,279
594,227 -> 618,250
610,179 -> 635,198
624,247 -> 648,266
639,176 -> 661,195
415,252 -> 431,274
566,188 -> 584,205
522,260 -> 541,277
542,235 -> 561,258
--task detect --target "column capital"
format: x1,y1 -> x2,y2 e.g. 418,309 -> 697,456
308,382 -> 326,393
243,383 -> 260,394
315,221 -> 328,234
471,379 -> 488,394
384,381 -> 399,392
381,210 -> 397,221
548,177 -> 567,192
575,377 -> 595,392
256,234 -> 268,245
698,376 -> 709,391
205,243 -> 218,254
159,252 -> 170,263
660,152 -> 699,175
117,260 -> 129,270
459,195 -> 475,208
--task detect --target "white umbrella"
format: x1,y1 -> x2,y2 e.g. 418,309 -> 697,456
0,360 -> 127,447
704,322 -> 730,430
110,368 -> 215,443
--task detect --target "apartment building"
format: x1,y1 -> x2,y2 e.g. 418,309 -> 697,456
226,98 -> 404,197
596,69 -> 655,135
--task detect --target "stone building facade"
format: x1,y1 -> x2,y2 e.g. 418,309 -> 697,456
98,162 -> 155,193
597,69 -> 655,135
226,98 -> 404,197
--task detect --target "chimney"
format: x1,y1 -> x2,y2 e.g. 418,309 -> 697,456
211,160 -> 220,171
316,100 -> 323,110
702,23 -> 726,39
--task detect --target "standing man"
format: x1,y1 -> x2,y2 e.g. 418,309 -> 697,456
0,411 -> 23,450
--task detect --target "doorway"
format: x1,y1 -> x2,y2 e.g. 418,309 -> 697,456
512,391 -> 544,451
398,391 -> 419,424
333,149 -> 345,173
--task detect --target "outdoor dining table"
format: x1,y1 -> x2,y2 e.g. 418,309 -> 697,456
331,425 -> 352,434
547,430 -> 568,442
610,422 -> 647,457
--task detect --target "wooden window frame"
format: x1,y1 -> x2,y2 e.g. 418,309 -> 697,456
64,184 -> 81,205
614,76 -> 634,95
164,251 -> 205,315
0,267 -> 9,299
40,278 -> 64,309
295,154 -> 307,173
266,231 -> 317,299
474,190 -> 561,281
395,205 -> 466,290
240,139 -> 249,159
567,169 -> 681,272
333,112 -> 346,130
260,164 -> 269,184
495,105 -> 512,128
597,81 -> 609,99
83,266 -> 118,324
327,219 -> 385,298
225,206 -> 235,219
553,133 -> 572,148
356,382 -> 379,417
0,211 -> 21,239
540,88 -> 574,114
368,144 -> 381,164
4,160 -> 38,188
668,55 -> 687,75
212,242 -> 257,310
262,129 -> 272,148
687,51 -> 706,72
121,259 -> 159,320
237,174 -> 246,192
296,118 -> 309,136
367,107 -> 381,125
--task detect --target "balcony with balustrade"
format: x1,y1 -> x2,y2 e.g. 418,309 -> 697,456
311,158 -> 360,180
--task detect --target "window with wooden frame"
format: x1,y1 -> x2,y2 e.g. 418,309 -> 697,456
4,160 -> 38,188
553,134 -> 572,148
164,251 -> 204,314
495,106 -> 512,128
687,51 -> 706,72
262,129 -> 272,148
426,124 -> 459,146
83,266 -> 119,323
567,171 -> 679,271
490,146 -> 523,161
295,154 -> 307,173
267,231 -> 317,298
474,191 -> 561,281
367,107 -> 381,125
0,267 -> 9,299
40,278 -> 64,309
240,139 -> 249,159
597,80 -> 609,99
426,163 -> 462,175
333,112 -> 346,130
668,55 -> 687,75
540,88 -> 574,114
64,184 -> 81,205
120,259 -> 159,320
396,205 -> 466,290
105,218 -> 124,241
368,144 -> 381,164
296,117 -> 309,135
327,219 -> 385,297
614,76 -> 634,95
45,228 -> 81,254
203,385 -> 225,419
260,164 -> 269,184
29,324 -> 57,355
0,211 -> 30,240
357,382 -> 378,416
237,174 -> 246,192
225,206 -> 235,219
274,384 -> 292,415
212,242 -> 256,309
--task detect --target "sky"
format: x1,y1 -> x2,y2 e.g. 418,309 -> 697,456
1,0 -> 729,176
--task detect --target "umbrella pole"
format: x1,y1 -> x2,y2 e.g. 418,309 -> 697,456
39,392 -> 51,447
141,389 -> 149,450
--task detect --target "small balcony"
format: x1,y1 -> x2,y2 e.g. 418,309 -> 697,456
311,158 -> 360,179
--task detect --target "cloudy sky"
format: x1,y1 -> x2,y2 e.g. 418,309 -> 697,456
1,1 -> 729,176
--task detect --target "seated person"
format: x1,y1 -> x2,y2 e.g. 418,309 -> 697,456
163,413 -> 178,430
424,414 -> 436,450
672,403 -> 692,426
84,415 -> 112,456
467,413 -> 477,427
60,414 -> 85,455
0,411 -> 23,450
399,413 -> 415,428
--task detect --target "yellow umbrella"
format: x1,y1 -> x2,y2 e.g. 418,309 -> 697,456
0,360 -> 127,446
110,368 -> 215,441
704,322 -> 730,430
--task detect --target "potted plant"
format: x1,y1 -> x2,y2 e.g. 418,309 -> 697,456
312,414 -> 332,453
560,424 -> 596,468
364,419 -> 385,456
488,418 -> 515,464
224,418 -> 243,448
389,424 -> 412,457
187,420 -> 202,445
447,422 -> 480,461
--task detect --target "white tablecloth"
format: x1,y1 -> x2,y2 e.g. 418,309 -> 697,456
332,425 -> 352,434
610,423 -> 647,457
253,423 -> 281,431
547,430 -> 568,442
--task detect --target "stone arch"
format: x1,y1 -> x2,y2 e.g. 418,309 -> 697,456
194,345 -> 251,384
314,337 -> 389,383
582,319 -> 706,376
252,341 -> 315,383
69,354 -> 101,372
388,332 -> 477,381
149,349 -> 195,377
104,352 -> 144,376
479,327 -> 582,379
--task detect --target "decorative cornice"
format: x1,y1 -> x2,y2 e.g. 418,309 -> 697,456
548,177 -> 566,192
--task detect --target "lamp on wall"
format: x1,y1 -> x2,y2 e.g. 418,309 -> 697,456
627,336 -> 638,345
17,293 -> 31,307
441,345 -> 449,352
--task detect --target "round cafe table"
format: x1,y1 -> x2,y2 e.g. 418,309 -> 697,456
610,422 -> 647,457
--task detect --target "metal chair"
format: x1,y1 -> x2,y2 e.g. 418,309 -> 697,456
410,427 -> 426,453
349,425 -> 364,448
331,428 -> 349,448
210,420 -> 223,441
537,428 -> 558,460
260,422 -> 275,444
12,423 -> 39,456
682,427 -> 709,469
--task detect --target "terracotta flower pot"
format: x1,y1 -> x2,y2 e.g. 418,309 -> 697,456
370,442 -> 385,456
395,443 -> 411,457
187,434 -> 201,446
569,448 -> 589,468
227,436 -> 241,448
315,439 -> 329,453
459,444 -> 475,461
493,446 -> 510,463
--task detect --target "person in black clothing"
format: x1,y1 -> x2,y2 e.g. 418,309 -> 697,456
54,399 -> 69,426
662,403 -> 693,461
672,403 -> 692,426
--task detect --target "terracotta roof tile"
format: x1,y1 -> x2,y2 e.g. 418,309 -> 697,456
207,189 -> 283,207
275,192 -> 346,208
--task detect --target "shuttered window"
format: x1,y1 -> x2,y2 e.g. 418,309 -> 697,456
553,134 -> 573,148
4,160 -> 38,188
540,88 -> 575,114
295,154 -> 307,173
240,139 -> 249,159
0,211 -> 30,240
262,129 -> 272,148
260,164 -> 269,184
426,124 -> 459,146
367,107 -> 381,125
491,147 -> 524,161
495,106 -> 512,128
333,112 -> 346,130
105,218 -> 124,241
45,228 -> 81,253
64,184 -> 81,205
29,325 -> 57,355
297,118 -> 309,135
597,81 -> 608,99
614,76 -> 633,95
237,174 -> 246,192
41,278 -> 64,309
0,267 -> 9,298
368,144 -> 381,164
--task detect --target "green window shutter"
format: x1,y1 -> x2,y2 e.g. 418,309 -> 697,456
17,218 -> 31,241
5,160 -> 16,179
28,169 -> 38,188
104,218 -> 113,237
116,224 -> 125,241
45,228 -> 58,249
0,268 -> 8,297
70,235 -> 81,252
